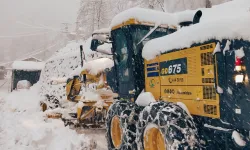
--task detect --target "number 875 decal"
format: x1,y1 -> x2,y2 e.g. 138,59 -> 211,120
161,64 -> 181,75
160,58 -> 187,76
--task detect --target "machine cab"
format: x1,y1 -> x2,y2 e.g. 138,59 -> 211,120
110,24 -> 175,101
91,8 -> 179,101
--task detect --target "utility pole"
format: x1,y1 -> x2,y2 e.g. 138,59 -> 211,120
61,23 -> 70,46
75,21 -> 80,42
61,23 -> 70,34
43,33 -> 46,60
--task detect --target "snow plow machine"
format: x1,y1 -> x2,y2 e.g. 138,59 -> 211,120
40,48 -> 118,129
90,7 -> 250,150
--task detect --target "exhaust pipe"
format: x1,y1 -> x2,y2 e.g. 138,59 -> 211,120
178,10 -> 202,27
193,10 -> 202,24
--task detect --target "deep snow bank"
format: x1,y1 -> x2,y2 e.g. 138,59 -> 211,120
39,39 -> 111,103
0,85 -> 90,150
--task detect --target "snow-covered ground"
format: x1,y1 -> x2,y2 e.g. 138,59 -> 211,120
0,79 -> 10,99
0,39 -> 109,150
0,81 -> 94,150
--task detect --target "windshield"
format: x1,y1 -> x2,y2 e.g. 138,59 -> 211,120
131,25 -> 171,96
112,28 -> 130,82
111,25 -> 174,99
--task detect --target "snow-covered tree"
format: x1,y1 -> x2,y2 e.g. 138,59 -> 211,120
77,0 -> 111,39
163,0 -> 231,13
76,0 -> 231,40
138,0 -> 165,11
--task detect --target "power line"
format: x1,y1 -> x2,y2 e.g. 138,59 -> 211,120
0,42 -> 61,66
0,80 -> 7,89
0,31 -> 57,39
18,43 -> 55,59
24,42 -> 61,58
16,21 -> 61,31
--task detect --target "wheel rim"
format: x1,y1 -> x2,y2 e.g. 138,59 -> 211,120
144,124 -> 166,150
111,116 -> 123,148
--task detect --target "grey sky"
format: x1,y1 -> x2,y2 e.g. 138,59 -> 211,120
0,0 -> 80,62
0,0 -> 80,35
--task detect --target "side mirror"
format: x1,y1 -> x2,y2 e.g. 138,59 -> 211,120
104,68 -> 111,73
90,39 -> 100,51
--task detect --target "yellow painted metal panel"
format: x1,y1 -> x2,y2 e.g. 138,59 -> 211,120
145,57 -> 161,100
159,43 -> 216,86
145,42 -> 220,118
160,85 -> 203,101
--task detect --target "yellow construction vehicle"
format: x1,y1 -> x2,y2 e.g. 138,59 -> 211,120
41,54 -> 117,128
64,58 -> 117,128
90,7 -> 250,150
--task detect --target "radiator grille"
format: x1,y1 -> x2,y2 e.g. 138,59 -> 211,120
202,78 -> 214,83
204,104 -> 217,115
200,44 -> 213,50
201,52 -> 213,66
203,86 -> 216,100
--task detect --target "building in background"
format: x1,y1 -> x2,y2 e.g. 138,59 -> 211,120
10,60 -> 44,91
22,57 -> 42,62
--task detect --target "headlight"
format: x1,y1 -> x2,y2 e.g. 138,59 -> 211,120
235,74 -> 244,83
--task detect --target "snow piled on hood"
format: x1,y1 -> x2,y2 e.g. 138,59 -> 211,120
142,0 -> 250,60
71,58 -> 114,76
0,85 -> 89,150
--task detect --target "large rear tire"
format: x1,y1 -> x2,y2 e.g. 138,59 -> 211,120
137,101 -> 201,150
106,100 -> 137,150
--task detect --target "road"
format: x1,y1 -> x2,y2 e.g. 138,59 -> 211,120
0,79 -> 10,100
77,128 -> 107,150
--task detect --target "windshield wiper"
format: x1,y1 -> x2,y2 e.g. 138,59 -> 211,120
137,22 -> 160,45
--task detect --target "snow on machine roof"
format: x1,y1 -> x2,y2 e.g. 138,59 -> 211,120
82,58 -> 114,75
12,61 -> 45,71
110,7 -> 205,31
110,8 -> 180,30
142,0 -> 250,60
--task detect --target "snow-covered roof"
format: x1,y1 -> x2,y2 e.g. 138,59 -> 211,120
22,56 -> 42,62
110,8 -> 179,30
12,61 -> 45,71
71,58 -> 114,76
142,0 -> 250,60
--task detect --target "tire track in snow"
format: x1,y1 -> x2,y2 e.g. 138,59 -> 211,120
77,128 -> 107,150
